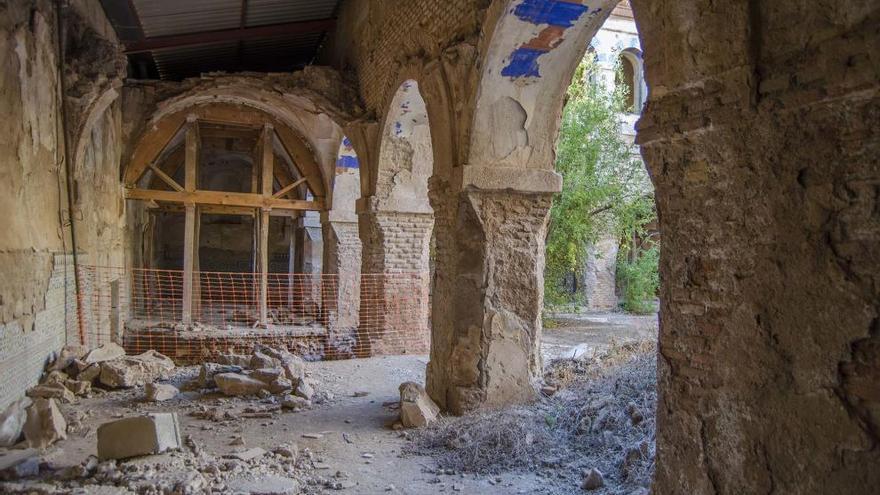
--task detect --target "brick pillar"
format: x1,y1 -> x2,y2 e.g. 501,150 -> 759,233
357,202 -> 433,356
426,166 -> 561,414
321,216 -> 362,358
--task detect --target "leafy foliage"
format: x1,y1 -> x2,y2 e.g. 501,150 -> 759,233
544,58 -> 657,309
617,244 -> 660,314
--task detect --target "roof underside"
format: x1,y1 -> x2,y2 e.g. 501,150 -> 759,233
101,0 -> 340,80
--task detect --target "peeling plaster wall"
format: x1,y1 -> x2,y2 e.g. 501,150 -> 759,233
0,0 -> 125,410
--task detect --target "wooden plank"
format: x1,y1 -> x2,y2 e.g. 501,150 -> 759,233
126,103 -> 325,199
272,177 -> 307,199
125,188 -> 323,211
258,209 -> 270,326
148,162 -> 184,192
185,117 -> 199,192
125,114 -> 187,186
148,203 -> 299,217
148,146 -> 185,191
182,204 -> 197,324
258,124 -> 273,326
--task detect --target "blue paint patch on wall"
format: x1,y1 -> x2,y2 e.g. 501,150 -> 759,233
513,0 -> 588,28
501,47 -> 545,77
336,155 -> 359,169
342,136 -> 352,148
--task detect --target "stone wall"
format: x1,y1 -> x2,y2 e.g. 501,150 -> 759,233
630,0 -> 880,492
584,236 -> 619,311
0,0 -> 125,409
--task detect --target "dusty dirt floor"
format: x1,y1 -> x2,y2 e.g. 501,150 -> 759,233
1,312 -> 658,494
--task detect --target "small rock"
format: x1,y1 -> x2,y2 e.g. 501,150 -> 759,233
398,382 -> 440,428
77,363 -> 101,383
197,363 -> 243,388
0,449 -> 40,480
226,447 -> 266,461
145,383 -> 179,402
0,397 -> 32,447
301,433 -> 323,439
268,377 -> 293,394
229,436 -> 245,446
47,345 -> 88,372
581,468 -> 604,490
99,350 -> 175,388
65,380 -> 92,396
250,351 -> 280,369
274,444 -> 298,459
215,373 -> 268,396
42,370 -> 69,385
96,413 -> 182,460
26,383 -> 75,404
83,342 -> 126,364
294,379 -> 315,400
23,398 -> 67,448
280,395 -> 310,410
251,368 -> 284,383
217,352 -> 251,368
541,385 -> 558,396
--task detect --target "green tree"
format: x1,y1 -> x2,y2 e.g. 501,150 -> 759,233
544,58 -> 657,310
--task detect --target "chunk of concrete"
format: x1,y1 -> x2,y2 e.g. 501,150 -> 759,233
99,350 -> 174,388
42,370 -> 69,385
47,345 -> 88,372
216,352 -> 251,368
96,413 -> 182,460
77,363 -> 101,383
0,397 -> 32,447
0,449 -> 40,480
281,359 -> 306,382
268,377 -> 293,394
145,383 -> 178,402
399,382 -> 440,428
250,368 -> 284,384
214,373 -> 268,396
581,467 -> 604,490
26,383 -> 75,404
23,398 -> 67,448
197,363 -> 243,388
84,343 -> 126,364
293,379 -> 315,401
250,351 -> 280,369
65,380 -> 92,396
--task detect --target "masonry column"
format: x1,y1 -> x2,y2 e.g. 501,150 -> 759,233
321,211 -> 362,358
357,197 -> 433,356
289,212 -> 322,317
426,166 -> 560,414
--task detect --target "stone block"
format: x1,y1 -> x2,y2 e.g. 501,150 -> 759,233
23,399 -> 67,448
197,363 -> 243,388
145,383 -> 178,402
0,397 -> 32,447
26,383 -> 75,404
99,350 -> 174,388
214,373 -> 268,396
399,382 -> 439,428
96,413 -> 182,460
84,343 -> 126,364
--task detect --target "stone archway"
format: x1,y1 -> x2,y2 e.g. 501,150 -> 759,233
434,0 -> 880,493
357,79 -> 435,357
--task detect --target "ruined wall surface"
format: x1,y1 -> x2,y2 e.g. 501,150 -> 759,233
628,0 -> 880,493
583,236 -> 618,311
0,0 -> 124,409
359,211 -> 434,275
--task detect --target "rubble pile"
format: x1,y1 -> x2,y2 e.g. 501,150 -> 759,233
0,343 -> 352,494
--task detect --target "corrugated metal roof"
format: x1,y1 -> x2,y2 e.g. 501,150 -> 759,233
115,0 -> 340,80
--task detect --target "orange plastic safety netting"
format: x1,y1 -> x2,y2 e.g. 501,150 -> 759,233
74,266 -> 430,363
